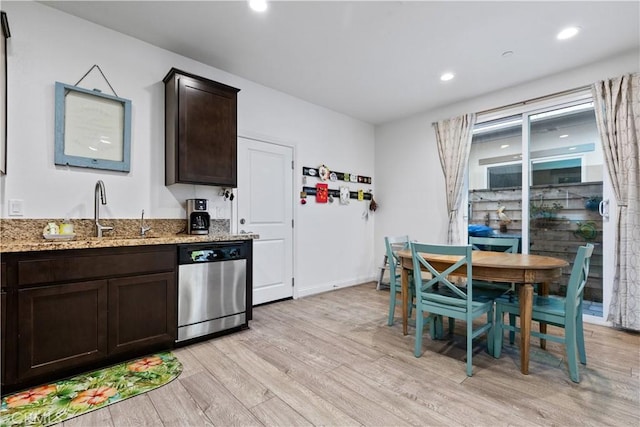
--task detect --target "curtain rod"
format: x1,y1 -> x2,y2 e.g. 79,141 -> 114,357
431,84 -> 592,126
476,84 -> 592,116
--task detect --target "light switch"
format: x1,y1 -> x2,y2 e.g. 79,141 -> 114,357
9,199 -> 24,216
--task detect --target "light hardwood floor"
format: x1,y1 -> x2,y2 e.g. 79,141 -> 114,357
59,282 -> 639,426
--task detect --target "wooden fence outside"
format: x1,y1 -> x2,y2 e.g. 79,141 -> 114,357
469,182 -> 603,301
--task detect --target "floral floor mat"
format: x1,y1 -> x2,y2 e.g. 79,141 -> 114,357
1,352 -> 182,427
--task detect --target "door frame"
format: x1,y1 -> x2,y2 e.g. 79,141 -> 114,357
232,131 -> 298,299
469,92 -> 613,326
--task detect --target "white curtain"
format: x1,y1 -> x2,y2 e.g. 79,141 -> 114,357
434,113 -> 476,244
592,73 -> 640,331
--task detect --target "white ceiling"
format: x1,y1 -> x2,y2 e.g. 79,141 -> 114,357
42,1 -> 640,125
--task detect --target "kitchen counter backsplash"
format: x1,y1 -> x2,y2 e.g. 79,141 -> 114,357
0,218 -> 237,252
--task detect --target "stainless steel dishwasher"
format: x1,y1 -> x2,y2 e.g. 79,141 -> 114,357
176,241 -> 249,343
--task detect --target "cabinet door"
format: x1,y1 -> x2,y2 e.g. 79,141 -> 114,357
177,75 -> 238,186
18,280 -> 108,381
108,272 -> 176,356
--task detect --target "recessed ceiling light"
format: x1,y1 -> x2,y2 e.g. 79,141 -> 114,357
557,26 -> 580,40
559,134 -> 569,138
569,147 -> 577,150
249,0 -> 268,12
440,72 -> 455,82
500,144 -> 510,149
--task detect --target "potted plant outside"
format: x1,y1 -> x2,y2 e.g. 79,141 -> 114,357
530,200 -> 563,228
585,196 -> 602,211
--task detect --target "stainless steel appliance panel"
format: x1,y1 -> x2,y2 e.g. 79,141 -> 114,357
177,258 -> 246,328
177,313 -> 246,342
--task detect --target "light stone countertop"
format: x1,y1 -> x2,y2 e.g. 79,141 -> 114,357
0,233 -> 258,253
0,218 -> 257,253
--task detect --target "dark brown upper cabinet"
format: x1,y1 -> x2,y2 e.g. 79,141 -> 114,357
164,68 -> 240,187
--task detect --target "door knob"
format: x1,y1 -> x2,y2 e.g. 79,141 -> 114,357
240,218 -> 246,224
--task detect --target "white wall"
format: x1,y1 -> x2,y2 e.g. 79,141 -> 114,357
0,2 -> 376,297
374,49 -> 639,260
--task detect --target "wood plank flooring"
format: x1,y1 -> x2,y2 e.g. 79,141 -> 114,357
59,282 -> 639,426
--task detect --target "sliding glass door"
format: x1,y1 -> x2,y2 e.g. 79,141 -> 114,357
468,98 -> 611,323
526,102 -> 606,321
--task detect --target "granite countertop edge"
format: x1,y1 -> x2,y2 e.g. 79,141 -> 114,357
0,233 -> 259,253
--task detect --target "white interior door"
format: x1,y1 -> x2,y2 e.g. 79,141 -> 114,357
237,137 -> 294,305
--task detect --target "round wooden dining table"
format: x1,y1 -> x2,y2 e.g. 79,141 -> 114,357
396,249 -> 569,375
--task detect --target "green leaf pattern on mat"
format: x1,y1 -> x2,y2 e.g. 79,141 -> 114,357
0,352 -> 182,427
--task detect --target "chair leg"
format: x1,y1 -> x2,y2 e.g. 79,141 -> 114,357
429,315 -> 436,339
576,310 -> 587,365
429,315 -> 443,339
494,305 -> 504,358
565,318 -> 580,383
487,306 -> 495,356
508,313 -> 516,344
414,309 -> 424,357
377,254 -> 388,291
408,286 -> 414,320
466,319 -> 473,377
448,317 -> 455,334
387,291 -> 396,326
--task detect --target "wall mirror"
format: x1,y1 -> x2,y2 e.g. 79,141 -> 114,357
54,82 -> 131,172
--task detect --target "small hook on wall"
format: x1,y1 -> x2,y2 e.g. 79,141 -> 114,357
220,188 -> 234,201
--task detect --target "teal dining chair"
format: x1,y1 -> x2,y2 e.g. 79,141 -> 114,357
469,236 -> 520,293
494,243 -> 594,382
411,242 -> 501,376
384,235 -> 414,326
469,236 -> 519,254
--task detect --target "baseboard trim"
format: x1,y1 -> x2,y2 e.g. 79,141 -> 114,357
296,276 -> 377,298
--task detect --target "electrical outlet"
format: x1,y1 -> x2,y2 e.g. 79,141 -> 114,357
8,199 -> 24,216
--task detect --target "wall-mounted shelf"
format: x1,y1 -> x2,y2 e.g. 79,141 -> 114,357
302,186 -> 372,200
302,166 -> 371,184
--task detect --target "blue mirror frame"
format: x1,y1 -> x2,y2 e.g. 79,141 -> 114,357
54,82 -> 131,172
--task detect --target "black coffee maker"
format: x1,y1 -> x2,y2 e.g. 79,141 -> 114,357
186,199 -> 210,235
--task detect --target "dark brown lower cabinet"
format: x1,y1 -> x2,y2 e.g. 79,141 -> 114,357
17,280 -> 109,381
108,272 -> 176,356
2,245 -> 177,393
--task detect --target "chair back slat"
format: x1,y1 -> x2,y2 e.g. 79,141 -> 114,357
385,235 -> 410,278
566,243 -> 595,316
469,236 -> 519,253
411,242 -> 472,302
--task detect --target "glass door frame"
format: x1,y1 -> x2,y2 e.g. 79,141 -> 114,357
468,90 -> 612,325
